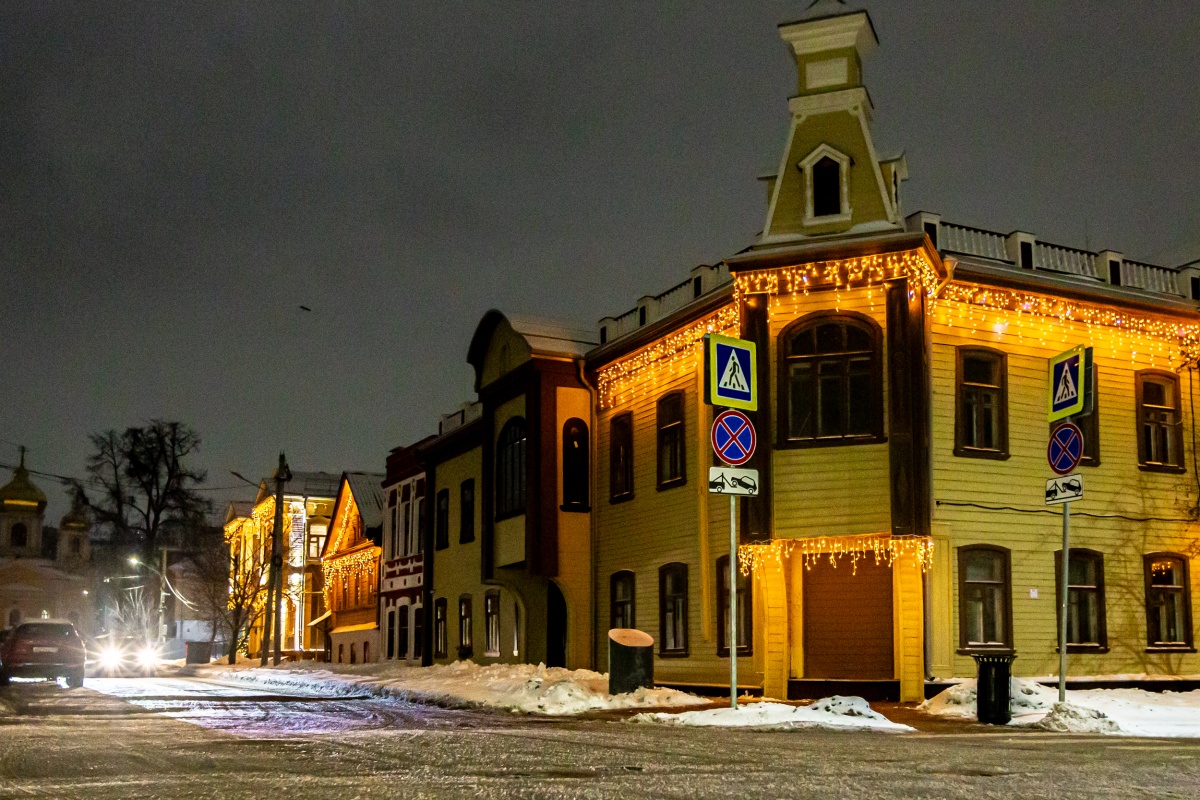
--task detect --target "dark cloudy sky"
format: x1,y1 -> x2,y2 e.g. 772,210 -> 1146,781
2,2 -> 1198,523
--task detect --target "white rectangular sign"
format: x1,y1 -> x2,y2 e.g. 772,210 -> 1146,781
708,467 -> 759,496
1045,474 -> 1083,505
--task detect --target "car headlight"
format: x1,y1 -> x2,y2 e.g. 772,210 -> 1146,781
136,646 -> 159,668
98,646 -> 123,670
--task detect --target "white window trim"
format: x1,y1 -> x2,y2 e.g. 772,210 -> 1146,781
799,143 -> 852,226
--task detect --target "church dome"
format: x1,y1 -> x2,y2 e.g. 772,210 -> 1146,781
0,451 -> 48,513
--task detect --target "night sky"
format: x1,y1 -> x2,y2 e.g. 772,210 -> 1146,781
3,2 -> 1198,523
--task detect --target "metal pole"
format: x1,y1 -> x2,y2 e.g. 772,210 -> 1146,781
271,454 -> 290,666
158,546 -> 169,640
729,494 -> 738,710
1058,501 -> 1071,703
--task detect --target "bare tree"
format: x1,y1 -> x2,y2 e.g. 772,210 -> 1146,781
80,421 -> 211,624
112,587 -> 156,642
204,536 -> 269,664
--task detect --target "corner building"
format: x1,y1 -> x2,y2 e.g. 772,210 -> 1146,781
588,7 -> 1200,701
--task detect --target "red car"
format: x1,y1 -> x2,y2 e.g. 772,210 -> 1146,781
0,620 -> 87,688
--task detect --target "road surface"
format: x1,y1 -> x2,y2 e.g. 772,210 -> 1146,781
2,676 -> 1199,798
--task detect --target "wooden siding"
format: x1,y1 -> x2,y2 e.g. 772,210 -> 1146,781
768,287 -> 893,539
930,301 -> 1200,678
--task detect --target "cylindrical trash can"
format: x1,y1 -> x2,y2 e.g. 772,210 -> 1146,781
185,641 -> 213,665
973,653 -> 1016,725
608,629 -> 654,695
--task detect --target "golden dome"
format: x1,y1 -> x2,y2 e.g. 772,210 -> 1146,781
0,449 -> 48,513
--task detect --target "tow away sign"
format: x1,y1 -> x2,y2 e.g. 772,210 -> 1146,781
709,467 -> 759,496
1046,474 -> 1083,505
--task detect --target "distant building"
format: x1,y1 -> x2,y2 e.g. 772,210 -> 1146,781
379,438 -> 433,663
0,450 -> 93,631
321,472 -> 385,664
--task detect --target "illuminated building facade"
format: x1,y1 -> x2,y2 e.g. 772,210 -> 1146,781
322,472 -> 385,664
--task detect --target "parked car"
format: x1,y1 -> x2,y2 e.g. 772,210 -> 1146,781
0,620 -> 87,687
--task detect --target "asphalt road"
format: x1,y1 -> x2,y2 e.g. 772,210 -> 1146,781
2,677 -> 1199,799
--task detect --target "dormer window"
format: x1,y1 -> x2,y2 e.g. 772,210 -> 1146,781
799,145 -> 851,225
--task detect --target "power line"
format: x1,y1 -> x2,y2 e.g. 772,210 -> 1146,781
935,499 -> 1197,524
0,462 -> 252,494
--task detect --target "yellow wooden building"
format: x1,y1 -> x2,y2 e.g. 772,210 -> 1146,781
321,472 -> 385,664
586,7 -> 1200,702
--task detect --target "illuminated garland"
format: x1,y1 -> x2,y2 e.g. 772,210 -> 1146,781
321,548 -> 380,608
737,534 -> 935,576
597,304 -> 740,408
932,283 -> 1200,368
734,250 -> 942,300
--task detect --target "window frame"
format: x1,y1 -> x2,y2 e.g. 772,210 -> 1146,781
434,488 -> 450,550
954,346 -> 1010,460
1054,548 -> 1108,652
658,562 -> 689,658
397,606 -> 410,660
656,392 -> 687,489
609,413 -> 634,503
956,545 -> 1013,654
484,591 -> 501,657
776,310 -> 885,448
433,598 -> 448,659
458,594 -> 473,658
715,555 -> 752,657
610,570 -> 635,630
495,417 -> 528,520
1135,370 -> 1185,473
1143,553 -> 1194,651
561,418 -> 590,511
459,479 -> 475,544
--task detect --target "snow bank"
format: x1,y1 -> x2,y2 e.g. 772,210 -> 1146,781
920,678 -> 1200,737
632,696 -> 913,732
202,660 -> 704,716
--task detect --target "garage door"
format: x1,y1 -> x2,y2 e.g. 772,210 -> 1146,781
803,558 -> 894,680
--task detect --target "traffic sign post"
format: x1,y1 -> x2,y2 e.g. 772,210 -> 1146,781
1047,421 -> 1085,704
708,409 -> 757,711
1048,345 -> 1093,422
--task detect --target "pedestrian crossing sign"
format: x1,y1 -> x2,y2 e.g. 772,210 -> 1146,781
1048,345 -> 1090,422
704,334 -> 757,411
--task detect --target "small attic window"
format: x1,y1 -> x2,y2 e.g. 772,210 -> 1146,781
599,326 -> 607,345
1108,260 -> 1122,286
1191,277 -> 1199,302
638,306 -> 647,326
693,276 -> 703,298
812,157 -> 841,217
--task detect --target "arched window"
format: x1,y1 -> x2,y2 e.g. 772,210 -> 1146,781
779,312 -> 882,445
957,545 -> 1012,652
610,570 -> 635,630
1145,554 -> 1192,648
496,417 -> 528,519
812,156 -> 842,217
562,418 -> 589,511
658,563 -> 689,656
657,393 -> 686,488
10,523 -> 27,549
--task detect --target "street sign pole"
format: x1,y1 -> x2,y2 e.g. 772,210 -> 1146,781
729,494 -> 737,710
1059,502 -> 1070,703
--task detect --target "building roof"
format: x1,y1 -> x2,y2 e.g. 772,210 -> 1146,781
343,472 -> 385,530
0,450 -> 47,513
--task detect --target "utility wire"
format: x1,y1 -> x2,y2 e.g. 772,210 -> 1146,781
936,499 -> 1197,524
0,461 -> 251,493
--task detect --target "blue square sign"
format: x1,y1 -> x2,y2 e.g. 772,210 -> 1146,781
704,334 -> 757,411
1048,345 -> 1086,422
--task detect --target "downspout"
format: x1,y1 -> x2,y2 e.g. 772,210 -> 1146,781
577,357 -> 599,671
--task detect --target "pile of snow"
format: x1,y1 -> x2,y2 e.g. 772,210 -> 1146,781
203,660 -> 704,716
1034,702 -> 1120,734
632,696 -> 913,732
921,677 -> 1200,737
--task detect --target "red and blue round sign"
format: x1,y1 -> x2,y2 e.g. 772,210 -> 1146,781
1048,422 -> 1084,475
711,409 -> 757,466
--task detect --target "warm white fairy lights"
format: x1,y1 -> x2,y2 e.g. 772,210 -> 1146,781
737,534 -> 935,576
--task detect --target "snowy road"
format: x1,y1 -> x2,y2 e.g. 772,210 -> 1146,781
3,677 -> 1200,799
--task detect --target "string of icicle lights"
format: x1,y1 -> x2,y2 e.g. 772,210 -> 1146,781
931,283 -> 1200,369
733,250 -> 942,299
597,304 -> 740,409
737,534 -> 935,576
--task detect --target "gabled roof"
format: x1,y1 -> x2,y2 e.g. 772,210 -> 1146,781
343,472 -> 385,530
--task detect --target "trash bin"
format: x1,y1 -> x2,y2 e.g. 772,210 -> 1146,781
608,629 -> 654,695
185,641 -> 212,665
972,653 -> 1016,725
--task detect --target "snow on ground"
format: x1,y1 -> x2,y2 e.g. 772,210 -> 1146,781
920,677 -> 1200,737
197,659 -> 706,716
632,696 -> 914,732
